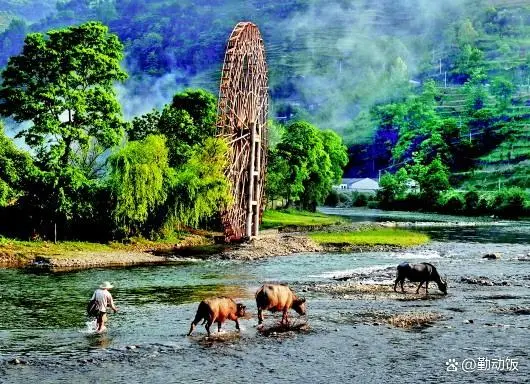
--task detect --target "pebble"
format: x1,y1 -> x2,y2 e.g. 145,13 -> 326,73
482,253 -> 501,260
8,358 -> 26,365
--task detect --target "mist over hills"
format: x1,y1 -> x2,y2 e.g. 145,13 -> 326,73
1,0 -> 529,185
0,1 -> 486,127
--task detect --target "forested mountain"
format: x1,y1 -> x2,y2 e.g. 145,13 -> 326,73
1,0 -> 529,188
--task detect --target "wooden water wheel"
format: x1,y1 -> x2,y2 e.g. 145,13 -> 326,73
217,22 -> 268,242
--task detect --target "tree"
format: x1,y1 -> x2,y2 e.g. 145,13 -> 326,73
409,156 -> 450,204
265,148 -> 289,206
0,125 -> 34,207
490,77 -> 515,109
171,88 -> 217,136
0,22 -> 128,236
108,135 -> 169,236
158,105 -> 197,167
276,121 -> 334,210
0,21 -> 127,168
127,89 -> 218,168
165,138 -> 232,228
319,129 -> 349,183
453,44 -> 484,78
128,109 -> 161,141
377,168 -> 408,206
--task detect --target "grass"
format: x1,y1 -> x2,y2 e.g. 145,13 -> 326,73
308,228 -> 429,247
261,209 -> 343,229
0,233 -> 208,262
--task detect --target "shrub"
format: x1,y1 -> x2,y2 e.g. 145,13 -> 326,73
491,187 -> 528,217
464,190 -> 479,213
325,189 -> 340,207
351,192 -> 369,207
437,190 -> 465,213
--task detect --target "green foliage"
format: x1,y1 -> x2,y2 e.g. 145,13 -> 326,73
437,190 -> 465,213
126,88 -> 218,168
377,168 -> 408,206
267,121 -> 348,210
490,77 -> 515,109
171,89 -> 217,135
108,135 -> 169,235
165,137 -> 232,228
409,156 -> 451,203
265,148 -> 290,204
464,190 -> 480,213
261,209 -> 341,229
158,105 -> 196,167
319,129 -> 349,183
463,69 -> 489,113
0,21 -> 127,167
268,119 -> 285,149
274,121 -> 334,210
0,124 -> 33,206
453,44 -> 484,78
309,228 -> 429,247
490,187 -> 528,217
129,109 -> 161,141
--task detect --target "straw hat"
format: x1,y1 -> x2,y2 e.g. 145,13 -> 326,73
99,281 -> 114,289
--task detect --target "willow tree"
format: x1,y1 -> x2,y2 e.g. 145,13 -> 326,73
167,137 -> 232,229
108,135 -> 169,235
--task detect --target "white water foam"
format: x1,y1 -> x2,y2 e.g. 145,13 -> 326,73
383,250 -> 441,260
78,319 -> 99,334
313,264 -> 396,279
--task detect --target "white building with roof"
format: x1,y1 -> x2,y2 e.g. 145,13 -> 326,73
334,178 -> 380,194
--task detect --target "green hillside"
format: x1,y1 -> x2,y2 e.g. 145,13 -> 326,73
0,0 -> 529,189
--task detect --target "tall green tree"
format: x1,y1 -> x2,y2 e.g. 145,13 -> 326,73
408,156 -> 450,203
276,121 -> 337,210
319,129 -> 349,183
265,148 -> 290,206
108,135 -> 169,236
171,88 -> 217,136
0,21 -> 127,168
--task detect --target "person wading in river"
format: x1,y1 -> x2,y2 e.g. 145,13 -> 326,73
89,281 -> 118,333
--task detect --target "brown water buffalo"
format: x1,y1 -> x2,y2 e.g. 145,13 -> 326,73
255,284 -> 306,325
187,297 -> 246,337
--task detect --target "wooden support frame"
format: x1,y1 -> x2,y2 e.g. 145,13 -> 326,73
217,22 -> 268,242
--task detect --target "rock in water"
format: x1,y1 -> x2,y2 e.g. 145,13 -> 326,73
482,253 -> 501,260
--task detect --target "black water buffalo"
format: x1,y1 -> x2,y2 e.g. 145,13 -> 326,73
393,262 -> 447,295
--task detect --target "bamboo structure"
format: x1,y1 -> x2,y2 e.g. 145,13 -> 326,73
217,22 -> 268,242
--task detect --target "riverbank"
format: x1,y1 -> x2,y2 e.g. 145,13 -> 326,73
0,224 -> 428,270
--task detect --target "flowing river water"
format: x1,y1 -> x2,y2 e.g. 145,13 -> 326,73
1,208 -> 529,383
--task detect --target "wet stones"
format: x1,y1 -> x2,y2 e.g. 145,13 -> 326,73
460,277 -> 510,286
126,345 -> 140,350
482,253 -> 501,260
494,306 -> 530,315
8,358 -> 27,365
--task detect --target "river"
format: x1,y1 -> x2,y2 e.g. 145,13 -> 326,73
1,208 -> 529,383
